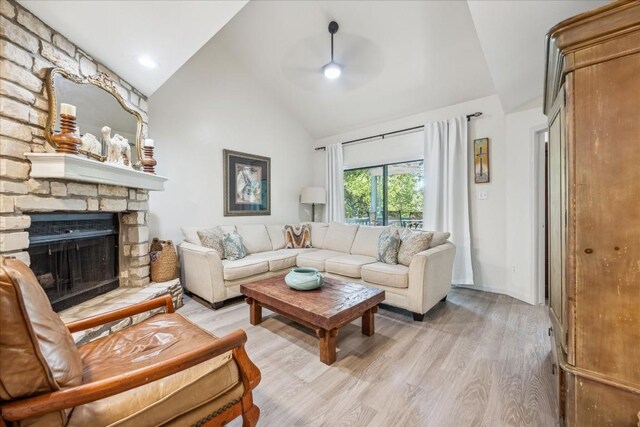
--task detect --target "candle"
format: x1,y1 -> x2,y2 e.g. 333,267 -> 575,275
60,103 -> 76,117
144,138 -> 154,147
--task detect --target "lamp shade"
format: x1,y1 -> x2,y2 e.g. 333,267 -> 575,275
300,187 -> 326,204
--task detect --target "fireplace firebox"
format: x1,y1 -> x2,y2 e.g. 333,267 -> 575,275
27,213 -> 119,312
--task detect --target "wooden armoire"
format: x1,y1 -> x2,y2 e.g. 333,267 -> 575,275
544,1 -> 640,425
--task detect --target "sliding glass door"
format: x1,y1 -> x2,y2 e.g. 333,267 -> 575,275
344,160 -> 424,227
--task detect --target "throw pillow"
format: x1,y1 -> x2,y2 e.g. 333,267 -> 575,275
377,227 -> 401,264
398,229 -> 434,266
222,231 -> 246,261
284,224 -> 312,249
197,226 -> 225,257
430,231 -> 451,248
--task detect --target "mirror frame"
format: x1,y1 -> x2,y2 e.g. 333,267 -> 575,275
45,67 -> 144,167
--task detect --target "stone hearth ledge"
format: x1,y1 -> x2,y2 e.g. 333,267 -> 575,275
25,153 -> 168,191
59,279 -> 183,344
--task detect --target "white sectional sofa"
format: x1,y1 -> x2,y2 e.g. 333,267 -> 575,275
179,222 -> 455,320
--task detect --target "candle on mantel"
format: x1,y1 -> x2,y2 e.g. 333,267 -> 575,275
144,138 -> 154,147
60,103 -> 76,117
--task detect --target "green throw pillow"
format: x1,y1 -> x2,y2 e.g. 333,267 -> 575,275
222,231 -> 246,261
377,227 -> 401,265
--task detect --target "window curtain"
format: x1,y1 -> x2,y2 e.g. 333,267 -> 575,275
423,116 -> 474,285
323,143 -> 345,223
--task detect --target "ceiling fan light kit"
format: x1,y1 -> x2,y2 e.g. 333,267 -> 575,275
323,20 -> 342,80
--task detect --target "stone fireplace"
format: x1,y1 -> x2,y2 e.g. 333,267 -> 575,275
28,212 -> 120,311
0,0 -> 181,334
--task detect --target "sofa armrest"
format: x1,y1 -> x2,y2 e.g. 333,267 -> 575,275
407,242 -> 456,314
178,242 -> 224,304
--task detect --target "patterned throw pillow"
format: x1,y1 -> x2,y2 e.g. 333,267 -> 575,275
197,226 -> 225,258
222,231 -> 246,261
284,224 -> 312,249
398,229 -> 434,266
377,227 -> 401,264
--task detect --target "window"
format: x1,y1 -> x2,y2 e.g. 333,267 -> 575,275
344,160 -> 424,228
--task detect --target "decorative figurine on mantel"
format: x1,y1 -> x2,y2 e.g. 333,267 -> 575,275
102,126 -> 132,167
141,138 -> 157,174
80,132 -> 102,156
52,103 -> 82,155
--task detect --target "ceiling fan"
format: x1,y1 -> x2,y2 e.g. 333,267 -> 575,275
280,20 -> 384,92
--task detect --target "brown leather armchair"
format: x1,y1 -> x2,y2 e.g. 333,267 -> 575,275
0,257 -> 261,426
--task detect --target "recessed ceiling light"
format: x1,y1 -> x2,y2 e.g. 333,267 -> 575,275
138,56 -> 157,69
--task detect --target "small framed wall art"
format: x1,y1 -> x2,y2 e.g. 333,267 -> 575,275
223,149 -> 271,216
474,138 -> 490,183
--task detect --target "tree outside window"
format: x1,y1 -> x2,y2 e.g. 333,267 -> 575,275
344,160 -> 423,227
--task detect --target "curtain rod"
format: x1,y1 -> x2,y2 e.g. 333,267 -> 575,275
314,112 -> 483,151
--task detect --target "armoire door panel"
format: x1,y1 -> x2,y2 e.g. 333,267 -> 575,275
573,52 -> 640,386
548,99 -> 566,350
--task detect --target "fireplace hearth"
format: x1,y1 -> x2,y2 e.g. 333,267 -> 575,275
28,213 -> 119,311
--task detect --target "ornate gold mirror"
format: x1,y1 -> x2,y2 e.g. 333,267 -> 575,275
45,67 -> 143,168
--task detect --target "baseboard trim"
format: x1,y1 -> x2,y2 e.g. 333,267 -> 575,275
455,284 -> 535,305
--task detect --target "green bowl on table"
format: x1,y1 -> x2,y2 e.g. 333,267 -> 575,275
284,267 -> 324,290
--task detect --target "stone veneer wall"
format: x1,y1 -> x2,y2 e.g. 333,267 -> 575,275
0,0 -> 152,287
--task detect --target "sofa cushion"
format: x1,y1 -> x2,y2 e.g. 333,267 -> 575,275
222,256 -> 268,280
361,262 -> 409,289
325,254 -> 378,278
322,223 -> 359,253
69,314 -> 242,427
182,225 -> 235,245
266,224 -> 286,250
309,222 -> 329,248
251,250 -> 298,272
350,226 -> 385,258
284,224 -> 311,249
236,225 -> 272,254
398,229 -> 433,266
296,249 -> 344,271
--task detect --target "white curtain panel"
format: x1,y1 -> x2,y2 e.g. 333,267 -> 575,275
423,116 -> 474,285
324,143 -> 345,223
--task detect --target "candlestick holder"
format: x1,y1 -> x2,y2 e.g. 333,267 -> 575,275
52,114 -> 82,155
142,146 -> 157,174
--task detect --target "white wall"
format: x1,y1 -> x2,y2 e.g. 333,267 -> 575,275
505,108 -> 547,303
313,95 -> 547,304
148,38 -> 315,243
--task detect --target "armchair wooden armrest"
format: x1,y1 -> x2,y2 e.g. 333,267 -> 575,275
66,294 -> 175,333
0,329 -> 255,422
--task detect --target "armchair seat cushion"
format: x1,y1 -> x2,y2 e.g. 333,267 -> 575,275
324,254 -> 377,278
69,313 -> 243,427
222,256 -> 269,280
361,262 -> 409,289
296,249 -> 344,271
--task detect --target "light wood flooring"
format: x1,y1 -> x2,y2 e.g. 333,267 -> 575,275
178,288 -> 557,427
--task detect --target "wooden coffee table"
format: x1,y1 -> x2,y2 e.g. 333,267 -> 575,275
240,276 -> 385,365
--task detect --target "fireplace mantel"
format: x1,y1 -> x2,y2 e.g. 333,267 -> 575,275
25,153 -> 168,191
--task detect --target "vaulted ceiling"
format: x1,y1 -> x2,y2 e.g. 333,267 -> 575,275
18,0 -> 247,95
20,0 -> 608,137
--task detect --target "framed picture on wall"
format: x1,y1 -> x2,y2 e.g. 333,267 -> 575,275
474,138 -> 490,183
223,149 -> 271,216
